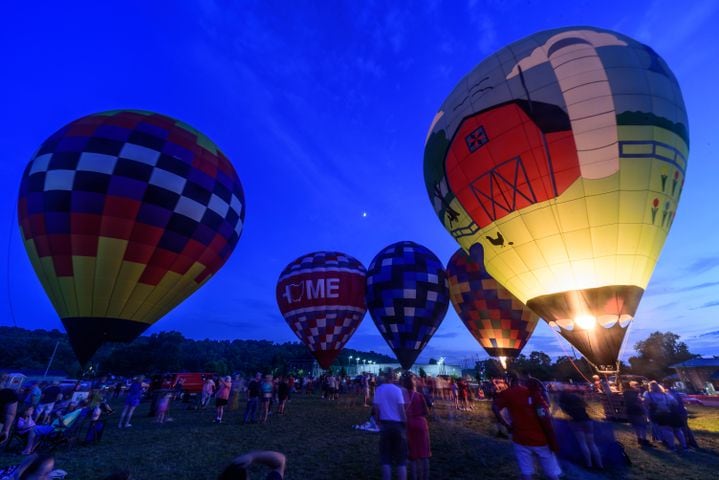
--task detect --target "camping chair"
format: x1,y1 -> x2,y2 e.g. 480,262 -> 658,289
39,407 -> 90,452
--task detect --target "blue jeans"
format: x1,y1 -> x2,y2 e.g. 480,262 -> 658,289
243,397 -> 258,423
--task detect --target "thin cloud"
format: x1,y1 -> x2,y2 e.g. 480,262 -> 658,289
684,255 -> 719,274
644,280 -> 719,297
692,300 -> 719,309
433,331 -> 459,339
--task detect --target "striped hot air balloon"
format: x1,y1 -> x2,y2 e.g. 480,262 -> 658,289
18,110 -> 245,363
276,251 -> 367,369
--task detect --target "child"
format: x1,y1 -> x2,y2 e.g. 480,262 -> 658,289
155,393 -> 172,424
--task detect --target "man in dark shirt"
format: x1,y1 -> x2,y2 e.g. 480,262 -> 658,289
492,372 -> 561,480
243,373 -> 262,424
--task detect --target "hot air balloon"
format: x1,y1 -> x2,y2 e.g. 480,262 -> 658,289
276,251 -> 367,369
424,27 -> 688,372
18,110 -> 245,364
447,247 -> 539,369
366,241 -> 450,370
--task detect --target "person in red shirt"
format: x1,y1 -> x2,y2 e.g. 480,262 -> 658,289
492,372 -> 561,480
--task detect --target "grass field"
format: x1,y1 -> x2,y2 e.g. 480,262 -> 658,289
1,394 -> 718,479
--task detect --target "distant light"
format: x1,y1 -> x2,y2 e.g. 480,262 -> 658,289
575,314 -> 597,330
362,212 -> 368,218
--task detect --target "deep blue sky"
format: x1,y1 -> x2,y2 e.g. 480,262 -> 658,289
2,0 -> 718,365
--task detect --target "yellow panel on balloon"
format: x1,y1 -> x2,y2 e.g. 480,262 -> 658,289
58,276 -> 80,317
72,256 -> 96,316
92,238 -> 128,317
106,261 -> 146,318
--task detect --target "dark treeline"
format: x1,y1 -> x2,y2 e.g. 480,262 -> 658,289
0,327 -> 394,377
0,327 -> 697,381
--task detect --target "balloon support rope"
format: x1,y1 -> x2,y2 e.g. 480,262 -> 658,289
548,327 -> 593,384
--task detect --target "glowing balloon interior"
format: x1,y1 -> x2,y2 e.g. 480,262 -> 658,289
18,110 -> 245,363
446,247 -> 538,360
276,251 -> 367,369
366,241 -> 450,370
424,27 -> 688,371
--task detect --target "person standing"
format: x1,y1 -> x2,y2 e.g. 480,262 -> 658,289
277,377 -> 289,415
373,371 -> 408,480
118,376 -> 144,428
215,376 -> 232,423
244,373 -> 262,424
201,378 -> 215,409
260,375 -> 273,424
623,381 -> 650,447
402,375 -> 430,480
492,372 -> 561,480
644,381 -> 685,450
558,390 -> 603,470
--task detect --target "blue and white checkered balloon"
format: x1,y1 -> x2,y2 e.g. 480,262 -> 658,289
366,241 -> 450,369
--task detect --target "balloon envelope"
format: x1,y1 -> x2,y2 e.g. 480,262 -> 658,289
18,110 -> 245,363
424,27 -> 688,371
366,241 -> 450,370
276,251 -> 367,369
447,247 -> 538,359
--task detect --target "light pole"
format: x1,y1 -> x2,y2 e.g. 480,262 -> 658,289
349,355 -> 353,373
356,357 -> 361,375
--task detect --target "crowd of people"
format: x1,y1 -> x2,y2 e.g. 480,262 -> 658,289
0,368 -> 708,479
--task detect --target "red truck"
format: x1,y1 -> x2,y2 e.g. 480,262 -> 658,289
161,373 -> 215,395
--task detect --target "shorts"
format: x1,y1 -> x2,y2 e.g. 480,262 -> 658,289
379,421 -> 408,466
512,443 -> 561,477
216,398 -> 228,407
125,396 -> 140,407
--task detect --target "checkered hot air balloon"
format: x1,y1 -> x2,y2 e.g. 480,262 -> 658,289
276,252 -> 367,369
18,110 -> 245,364
447,247 -> 539,366
366,241 -> 450,370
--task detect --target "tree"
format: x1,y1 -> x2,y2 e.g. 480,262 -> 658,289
628,331 -> 697,380
513,351 -> 552,380
475,359 -> 503,380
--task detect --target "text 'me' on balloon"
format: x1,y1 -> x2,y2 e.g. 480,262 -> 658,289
424,27 -> 688,372
18,110 -> 245,364
447,247 -> 539,369
366,241 -> 450,370
276,251 -> 367,369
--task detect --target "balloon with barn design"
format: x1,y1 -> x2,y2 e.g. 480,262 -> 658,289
276,251 -> 367,369
424,27 -> 688,371
18,110 -> 245,364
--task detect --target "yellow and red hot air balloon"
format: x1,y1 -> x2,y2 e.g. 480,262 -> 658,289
424,27 -> 688,372
18,110 -> 245,364
446,247 -> 538,369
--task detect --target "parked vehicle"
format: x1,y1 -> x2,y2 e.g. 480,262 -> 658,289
161,372 -> 215,395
